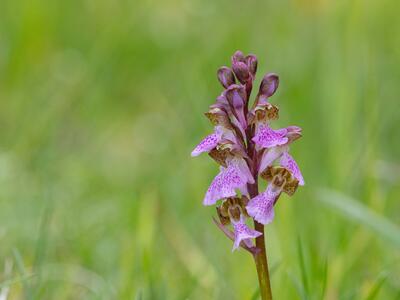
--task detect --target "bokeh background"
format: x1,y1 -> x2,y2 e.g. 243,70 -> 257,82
0,0 -> 399,299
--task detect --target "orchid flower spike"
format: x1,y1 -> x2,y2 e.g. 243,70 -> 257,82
191,50 -> 304,254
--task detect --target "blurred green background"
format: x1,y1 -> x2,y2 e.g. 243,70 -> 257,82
0,0 -> 399,299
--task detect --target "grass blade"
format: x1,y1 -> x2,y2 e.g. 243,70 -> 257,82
0,274 -> 35,290
287,272 -> 307,300
12,249 -> 33,300
250,288 -> 260,300
320,256 -> 328,299
315,188 -> 400,247
297,237 -> 309,299
365,272 -> 387,300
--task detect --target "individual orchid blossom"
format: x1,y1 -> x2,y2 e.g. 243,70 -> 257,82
191,125 -> 238,157
252,124 -> 289,148
191,50 -> 304,300
257,126 -> 303,175
203,157 -> 254,206
246,184 -> 279,225
232,217 -> 262,251
281,151 -> 305,186
247,165 -> 301,225
190,132 -> 220,157
215,196 -> 261,251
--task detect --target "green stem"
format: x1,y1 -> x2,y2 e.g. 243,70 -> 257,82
253,221 -> 273,300
247,181 -> 272,300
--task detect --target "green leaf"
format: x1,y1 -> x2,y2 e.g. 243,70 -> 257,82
250,287 -> 260,300
297,237 -> 309,299
365,272 -> 387,300
0,274 -> 35,290
315,188 -> 400,247
320,256 -> 328,299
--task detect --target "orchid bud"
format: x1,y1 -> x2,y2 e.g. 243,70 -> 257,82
232,62 -> 250,84
217,66 -> 236,88
259,73 -> 279,98
225,85 -> 247,129
231,50 -> 245,64
245,54 -> 258,76
225,85 -> 246,108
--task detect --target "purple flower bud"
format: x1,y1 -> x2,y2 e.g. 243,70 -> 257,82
259,73 -> 279,98
215,94 -> 230,110
214,94 -> 247,139
245,54 -> 258,76
217,66 -> 236,88
225,85 -> 248,130
231,50 -> 246,64
232,62 -> 250,84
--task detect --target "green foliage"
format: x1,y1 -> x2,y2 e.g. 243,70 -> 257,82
0,0 -> 399,299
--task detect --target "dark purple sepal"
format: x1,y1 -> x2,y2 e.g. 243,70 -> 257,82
232,62 -> 250,84
231,50 -> 246,64
225,84 -> 248,130
259,73 -> 279,98
245,54 -> 258,76
217,66 -> 236,88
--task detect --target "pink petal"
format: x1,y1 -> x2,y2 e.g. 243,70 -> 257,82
203,158 -> 253,206
246,186 -> 280,225
252,125 -> 288,148
281,152 -> 304,185
233,157 -> 255,185
258,146 -> 286,174
232,221 -> 262,251
191,133 -> 219,157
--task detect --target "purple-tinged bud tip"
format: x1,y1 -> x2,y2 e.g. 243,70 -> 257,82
259,73 -> 279,98
232,62 -> 250,84
245,54 -> 258,76
217,66 -> 236,88
225,84 -> 246,106
225,85 -> 248,130
231,50 -> 245,64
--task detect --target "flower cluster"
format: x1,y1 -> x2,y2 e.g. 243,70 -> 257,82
191,51 -> 304,251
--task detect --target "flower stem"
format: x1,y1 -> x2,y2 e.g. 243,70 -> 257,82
247,181 -> 273,299
253,221 -> 273,300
